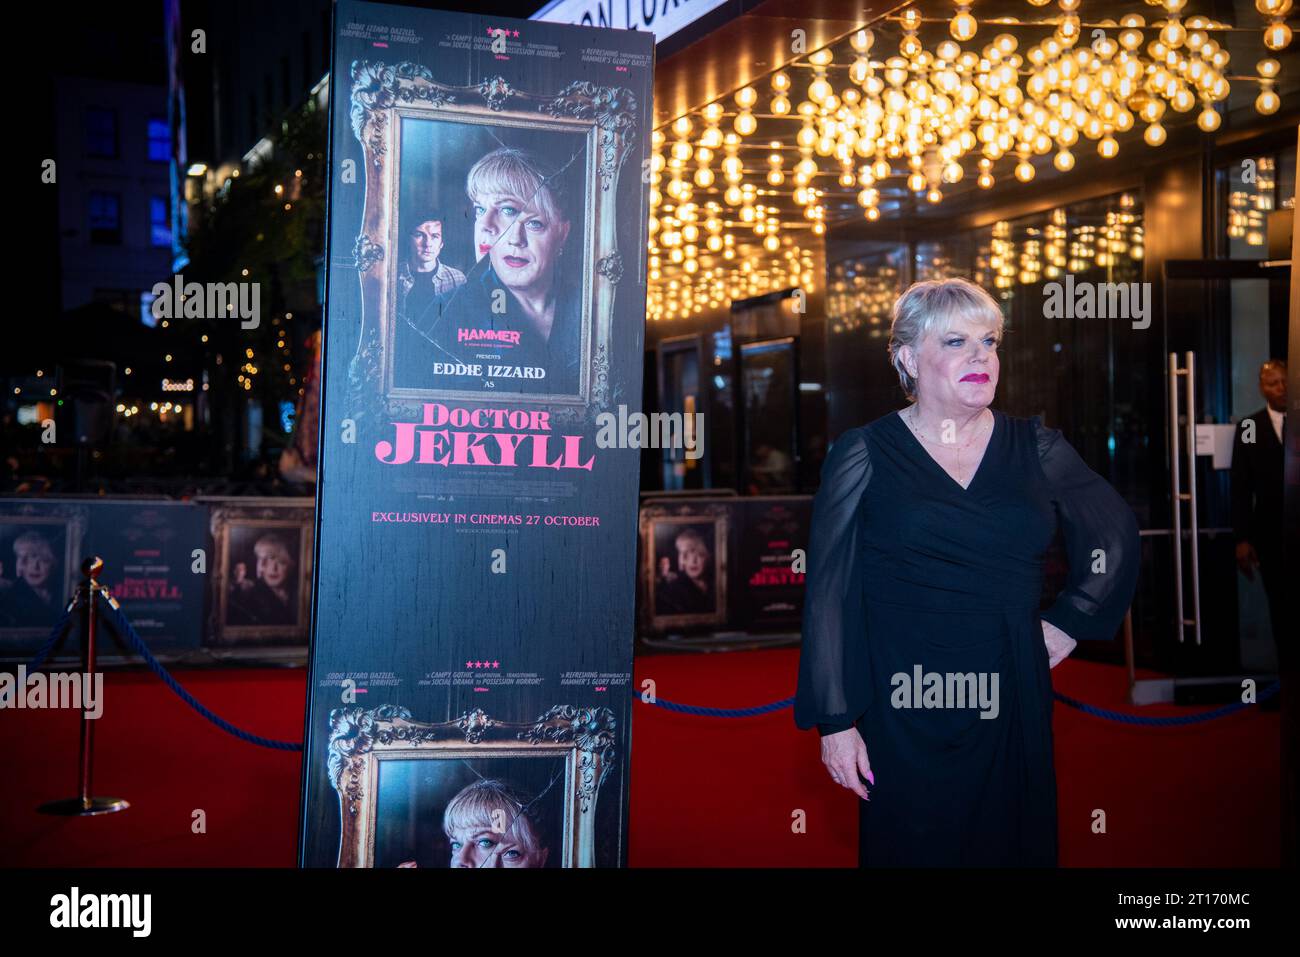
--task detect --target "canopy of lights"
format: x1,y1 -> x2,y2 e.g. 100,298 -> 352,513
646,0 -> 1294,322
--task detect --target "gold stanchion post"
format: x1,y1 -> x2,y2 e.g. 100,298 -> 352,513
37,556 -> 129,816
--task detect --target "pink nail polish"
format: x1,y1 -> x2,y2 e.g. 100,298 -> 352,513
866,771 -> 875,785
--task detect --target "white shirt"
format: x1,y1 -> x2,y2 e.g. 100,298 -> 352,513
1267,406 -> 1284,444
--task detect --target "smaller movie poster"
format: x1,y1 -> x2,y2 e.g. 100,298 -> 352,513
204,499 -> 314,660
85,501 -> 207,663
736,498 -> 809,631
639,501 -> 729,632
0,501 -> 87,661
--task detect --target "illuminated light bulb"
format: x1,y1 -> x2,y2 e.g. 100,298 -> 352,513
926,187 -> 943,204
1053,149 -> 1075,171
907,171 -> 927,191
1015,160 -> 1035,182
1161,19 -> 1186,48
672,116 -> 693,137
735,86 -> 758,109
1172,87 -> 1196,112
1258,57 -> 1281,78
951,7 -> 977,43
771,71 -> 791,92
978,171 -> 995,188
1143,122 -> 1167,146
865,206 -> 881,221
672,140 -> 693,161
1196,106 -> 1221,131
1264,21 -> 1292,50
1256,86 -> 1281,114
857,187 -> 880,207
694,167 -> 715,187
767,169 -> 785,186
809,75 -> 833,102
724,185 -> 743,205
942,161 -> 964,184
1098,134 -> 1119,159
734,111 -> 757,136
763,234 -> 781,252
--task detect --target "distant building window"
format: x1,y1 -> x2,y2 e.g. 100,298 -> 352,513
85,108 -> 118,158
88,192 -> 121,244
147,116 -> 170,162
151,196 -> 171,247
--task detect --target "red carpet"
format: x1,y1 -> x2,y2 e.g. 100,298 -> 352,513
0,650 -> 1280,866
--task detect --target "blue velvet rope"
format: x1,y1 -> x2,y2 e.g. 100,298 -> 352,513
25,606 -> 77,673
22,610 -> 1282,746
96,598 -> 303,752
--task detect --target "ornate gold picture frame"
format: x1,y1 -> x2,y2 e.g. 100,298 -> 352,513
0,503 -> 87,645
346,61 -> 640,423
209,503 -> 314,648
328,704 -> 617,868
639,503 -> 730,631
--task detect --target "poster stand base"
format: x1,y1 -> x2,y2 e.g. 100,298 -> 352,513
38,797 -> 130,817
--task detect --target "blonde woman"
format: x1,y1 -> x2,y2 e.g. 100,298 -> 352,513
398,779 -> 551,868
794,278 -> 1139,866
409,147 -> 581,395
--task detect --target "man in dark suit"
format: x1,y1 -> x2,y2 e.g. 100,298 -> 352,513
1232,359 -> 1288,666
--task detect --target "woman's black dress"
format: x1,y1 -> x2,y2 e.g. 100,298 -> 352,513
794,409 -> 1139,866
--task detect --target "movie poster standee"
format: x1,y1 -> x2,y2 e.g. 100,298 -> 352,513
298,2 -> 653,868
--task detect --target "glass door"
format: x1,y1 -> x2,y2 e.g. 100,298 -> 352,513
1150,259 -> 1291,699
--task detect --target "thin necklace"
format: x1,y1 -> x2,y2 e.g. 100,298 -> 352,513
904,407 -> 991,486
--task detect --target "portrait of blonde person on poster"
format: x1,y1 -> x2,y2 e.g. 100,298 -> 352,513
0,530 -> 62,629
407,146 -> 583,396
654,526 -> 716,617
397,778 -> 552,868
227,531 -> 297,628
794,277 -> 1139,867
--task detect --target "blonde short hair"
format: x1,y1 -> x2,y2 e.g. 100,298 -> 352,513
253,533 -> 293,566
887,278 -> 1005,400
466,148 -> 568,226
443,779 -> 547,856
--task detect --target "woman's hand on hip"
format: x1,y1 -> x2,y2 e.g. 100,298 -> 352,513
820,727 -> 874,801
1042,618 -> 1077,668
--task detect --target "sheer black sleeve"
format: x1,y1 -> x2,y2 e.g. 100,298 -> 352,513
794,427 -> 873,735
1034,417 -> 1140,643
